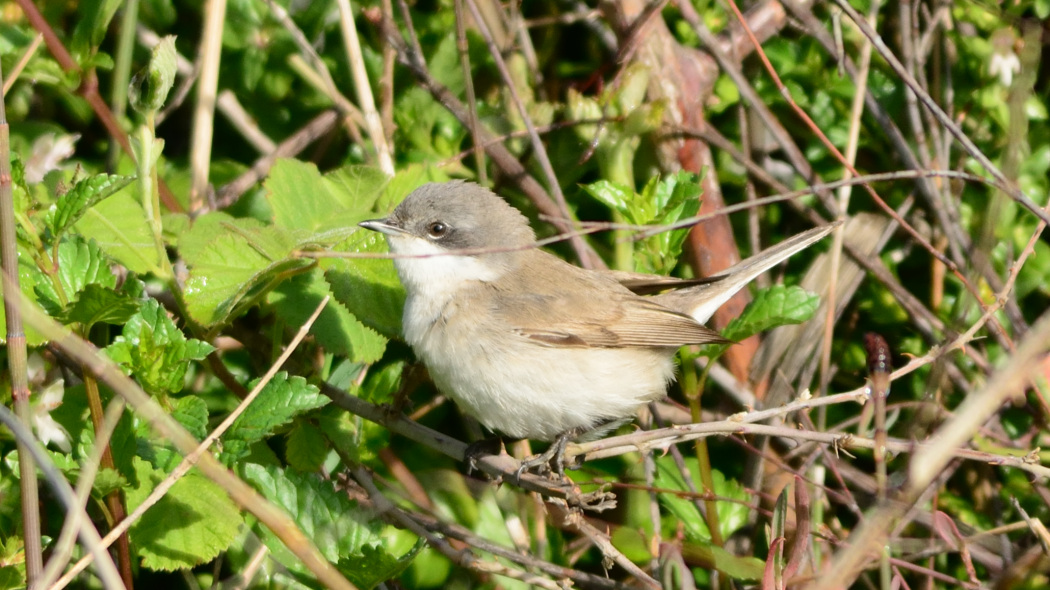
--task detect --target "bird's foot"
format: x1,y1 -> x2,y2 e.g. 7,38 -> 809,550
464,437 -> 504,475
515,429 -> 581,484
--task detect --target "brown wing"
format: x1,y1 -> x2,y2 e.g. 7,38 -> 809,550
492,251 -> 729,349
600,270 -> 727,295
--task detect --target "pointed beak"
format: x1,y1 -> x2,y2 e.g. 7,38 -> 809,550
359,218 -> 406,236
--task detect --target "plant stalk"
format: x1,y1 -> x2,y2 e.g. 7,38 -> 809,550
0,62 -> 44,586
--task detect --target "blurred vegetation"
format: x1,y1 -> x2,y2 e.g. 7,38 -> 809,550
1,0 -> 1049,588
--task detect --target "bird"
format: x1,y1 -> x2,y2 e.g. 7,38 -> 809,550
360,180 -> 836,473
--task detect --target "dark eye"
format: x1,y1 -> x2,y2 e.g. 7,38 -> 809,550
427,221 -> 448,238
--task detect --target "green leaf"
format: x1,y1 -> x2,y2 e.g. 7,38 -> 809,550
171,396 -> 209,441
221,373 -> 329,463
374,164 -> 449,213
322,230 -> 405,338
104,299 -> 215,395
581,180 -> 633,217
92,468 -> 128,498
285,421 -> 329,472
0,246 -> 49,345
125,457 -> 243,571
62,386 -> 139,486
266,159 -> 385,234
34,236 -> 116,316
50,174 -> 135,238
129,35 -> 178,114
681,544 -> 765,581
241,463 -> 382,563
654,456 -> 750,544
60,284 -> 140,328
71,0 -> 123,57
74,187 -> 161,275
182,217 -> 307,326
0,565 -> 24,590
721,285 -> 820,343
322,165 -> 390,213
341,541 -> 425,590
269,268 -> 387,364
315,403 -> 389,464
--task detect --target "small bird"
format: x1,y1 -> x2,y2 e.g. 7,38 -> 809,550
360,181 -> 835,470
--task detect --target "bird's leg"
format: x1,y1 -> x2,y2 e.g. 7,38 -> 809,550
516,428 -> 582,482
464,437 -> 505,475
380,363 -> 427,421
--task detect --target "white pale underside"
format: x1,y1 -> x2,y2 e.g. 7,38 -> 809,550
387,234 -> 676,441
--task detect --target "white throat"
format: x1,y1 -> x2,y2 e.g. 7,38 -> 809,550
386,234 -> 503,302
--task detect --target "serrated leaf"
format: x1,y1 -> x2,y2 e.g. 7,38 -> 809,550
581,180 -> 633,216
322,231 -> 405,338
221,373 -> 328,463
74,188 -> 161,274
179,212 -> 266,263
171,396 -> 209,441
0,246 -> 56,345
0,564 -> 24,590
374,164 -> 448,213
34,236 -> 116,316
322,165 -> 390,213
125,457 -> 242,571
129,35 -> 177,114
341,541 -> 424,590
92,468 -> 127,498
61,284 -> 140,328
56,384 -> 138,485
266,159 -> 383,234
269,268 -> 387,363
722,285 -> 820,343
104,299 -> 215,395
50,174 -> 135,238
242,463 -> 382,563
182,219 -> 307,326
285,421 -> 328,472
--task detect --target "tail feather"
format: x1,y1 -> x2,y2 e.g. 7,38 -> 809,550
653,221 -> 842,323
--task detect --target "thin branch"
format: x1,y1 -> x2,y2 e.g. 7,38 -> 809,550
18,294 -> 358,590
0,405 -> 124,589
189,0 -> 227,212
0,59 -> 43,587
336,0 -> 395,174
54,297 -> 331,588
214,110 -> 340,208
814,309 -> 1050,589
12,0 -> 182,212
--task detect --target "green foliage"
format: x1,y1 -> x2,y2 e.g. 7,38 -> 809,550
105,299 -> 215,395
269,268 -> 387,363
3,1 -> 1047,588
220,373 -> 329,464
583,172 -> 704,274
722,284 -> 820,342
241,464 -> 402,575
74,188 -> 162,274
654,456 -> 749,545
49,174 -> 135,239
125,458 -> 243,571
129,35 -> 178,116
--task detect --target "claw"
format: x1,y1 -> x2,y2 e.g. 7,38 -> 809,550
464,437 -> 504,475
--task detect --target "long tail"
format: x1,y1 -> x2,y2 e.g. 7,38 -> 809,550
653,221 -> 842,323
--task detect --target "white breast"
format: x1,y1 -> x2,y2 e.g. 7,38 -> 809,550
387,233 -> 677,440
